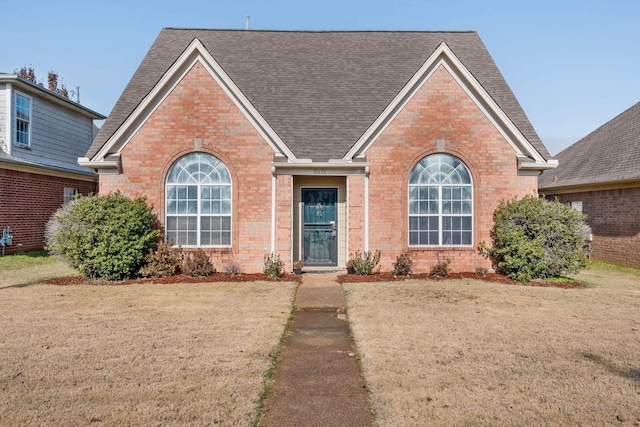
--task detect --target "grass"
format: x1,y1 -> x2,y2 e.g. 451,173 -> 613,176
0,255 -> 297,426
344,264 -> 640,426
0,251 -> 55,271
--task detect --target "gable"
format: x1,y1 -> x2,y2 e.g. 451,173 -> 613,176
85,29 -> 553,168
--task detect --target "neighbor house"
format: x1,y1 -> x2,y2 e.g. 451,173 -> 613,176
0,73 -> 106,254
539,102 -> 640,269
80,29 -> 556,273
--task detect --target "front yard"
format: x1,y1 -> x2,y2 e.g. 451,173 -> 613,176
0,257 -> 296,426
344,264 -> 640,426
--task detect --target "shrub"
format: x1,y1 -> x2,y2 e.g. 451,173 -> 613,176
183,249 -> 216,277
351,249 -> 381,276
483,195 -> 589,282
392,252 -> 412,276
263,253 -> 284,278
224,262 -> 242,276
139,241 -> 183,278
45,192 -> 160,280
430,259 -> 451,278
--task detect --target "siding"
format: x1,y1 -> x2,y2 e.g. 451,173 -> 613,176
0,83 -> 6,153
11,89 -> 95,173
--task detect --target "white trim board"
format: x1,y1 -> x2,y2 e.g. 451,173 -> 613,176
88,39 -> 295,168
344,42 -> 554,170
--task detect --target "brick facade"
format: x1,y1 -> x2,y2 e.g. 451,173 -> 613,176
552,187 -> 640,269
0,168 -> 96,254
99,62 -> 276,273
101,63 -> 539,274
363,65 -> 537,273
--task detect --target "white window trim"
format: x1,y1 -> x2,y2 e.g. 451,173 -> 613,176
63,187 -> 78,205
14,91 -> 32,148
408,155 -> 474,248
164,153 -> 232,248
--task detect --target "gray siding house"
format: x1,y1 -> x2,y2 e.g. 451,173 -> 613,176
0,73 -> 105,254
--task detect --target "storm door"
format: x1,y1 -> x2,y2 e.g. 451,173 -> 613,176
302,188 -> 338,266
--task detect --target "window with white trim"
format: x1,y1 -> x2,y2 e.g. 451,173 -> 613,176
409,154 -> 473,246
165,152 -> 231,247
15,93 -> 31,146
63,187 -> 78,205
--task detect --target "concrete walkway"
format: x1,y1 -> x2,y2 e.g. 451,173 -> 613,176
259,272 -> 374,426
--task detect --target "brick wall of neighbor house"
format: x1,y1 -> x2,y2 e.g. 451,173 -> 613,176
553,187 -> 640,269
363,64 -> 538,273
98,62 -> 276,273
0,168 -> 96,254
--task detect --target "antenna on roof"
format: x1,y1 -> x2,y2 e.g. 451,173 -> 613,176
245,15 -> 250,30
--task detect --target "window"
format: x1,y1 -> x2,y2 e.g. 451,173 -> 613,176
165,152 -> 231,247
409,154 -> 473,246
15,93 -> 31,146
63,188 -> 78,205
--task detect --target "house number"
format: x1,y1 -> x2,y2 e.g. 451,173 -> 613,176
314,169 -> 327,175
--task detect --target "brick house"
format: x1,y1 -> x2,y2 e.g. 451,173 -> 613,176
81,29 -> 556,273
0,73 -> 105,254
539,102 -> 640,269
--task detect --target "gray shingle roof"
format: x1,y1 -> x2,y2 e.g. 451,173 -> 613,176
88,29 -> 550,162
539,102 -> 640,190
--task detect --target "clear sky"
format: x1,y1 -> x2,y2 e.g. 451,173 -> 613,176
0,0 -> 638,156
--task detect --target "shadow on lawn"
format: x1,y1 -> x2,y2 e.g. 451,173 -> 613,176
582,351 -> 640,386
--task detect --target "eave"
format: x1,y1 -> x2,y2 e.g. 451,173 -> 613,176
83,38 -> 295,171
343,42 -> 556,173
0,74 -> 106,120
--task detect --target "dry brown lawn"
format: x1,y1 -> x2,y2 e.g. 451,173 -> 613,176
344,265 -> 640,426
0,265 -> 296,426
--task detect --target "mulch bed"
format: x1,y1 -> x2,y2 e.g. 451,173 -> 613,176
337,271 -> 584,288
46,273 -> 302,286
46,271 -> 582,288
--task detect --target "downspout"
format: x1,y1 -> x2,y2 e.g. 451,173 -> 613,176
364,166 -> 370,252
271,166 -> 276,254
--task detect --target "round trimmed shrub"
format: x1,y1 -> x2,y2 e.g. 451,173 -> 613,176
484,195 -> 590,282
45,192 -> 160,280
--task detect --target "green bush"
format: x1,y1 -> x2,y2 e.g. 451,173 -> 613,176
184,249 -> 216,277
483,195 -> 589,282
139,241 -> 183,278
350,249 -> 381,276
263,253 -> 284,278
45,192 -> 160,280
392,251 -> 412,276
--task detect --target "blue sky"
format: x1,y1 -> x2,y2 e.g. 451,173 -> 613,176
0,0 -> 638,156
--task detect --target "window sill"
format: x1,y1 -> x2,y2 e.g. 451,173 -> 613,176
13,143 -> 32,151
408,246 -> 476,252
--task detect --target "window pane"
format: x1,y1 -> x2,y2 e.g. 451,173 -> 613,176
462,232 -> 472,245
221,216 -> 231,231
442,202 -> 451,214
452,202 -> 461,214
409,186 -> 419,200
453,187 -> 461,199
429,201 -> 438,214
221,232 -> 231,246
177,187 -> 187,199
201,186 -> 211,199
167,186 -> 176,200
419,232 -> 428,245
462,187 -> 472,200
211,217 -> 221,231
220,200 -> 231,214
462,201 -> 472,214
188,185 -> 197,199
410,231 -> 419,245
200,232 -> 211,246
429,217 -> 438,231
220,185 -> 232,199
409,216 -> 419,231
462,217 -> 472,230
409,201 -> 419,215
452,233 -> 461,245
419,201 -> 429,214
429,187 -> 438,200
429,232 -> 439,245
442,187 -> 451,200
188,201 -> 197,214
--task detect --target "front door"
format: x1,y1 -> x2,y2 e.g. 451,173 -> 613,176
302,188 -> 337,266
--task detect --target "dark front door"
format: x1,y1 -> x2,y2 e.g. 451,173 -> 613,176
302,188 -> 337,266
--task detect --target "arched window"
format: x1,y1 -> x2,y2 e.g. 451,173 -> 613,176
165,153 -> 231,247
408,154 -> 472,246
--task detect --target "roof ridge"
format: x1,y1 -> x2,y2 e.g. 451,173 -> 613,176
161,27 -> 478,34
